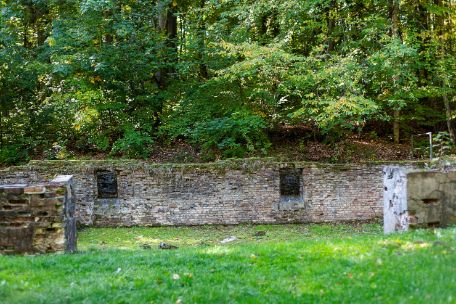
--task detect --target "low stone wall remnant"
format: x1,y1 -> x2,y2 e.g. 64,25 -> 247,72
0,175 -> 77,254
384,166 -> 456,234
0,159 -> 422,227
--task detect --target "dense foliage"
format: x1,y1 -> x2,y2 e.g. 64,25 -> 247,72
1,0 -> 455,162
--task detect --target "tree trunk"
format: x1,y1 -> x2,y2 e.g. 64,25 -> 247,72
155,0 -> 178,88
449,0 -> 456,143
198,0 -> 209,79
443,95 -> 456,142
0,109 -> 3,150
153,1 -> 179,128
23,5 -> 30,48
179,13 -> 186,58
326,0 -> 337,53
390,0 -> 401,143
435,0 -> 456,143
104,8 -> 114,44
393,110 -> 400,144
35,6 -> 48,46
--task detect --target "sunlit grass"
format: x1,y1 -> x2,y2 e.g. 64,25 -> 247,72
1,223 -> 455,303
78,223 -> 382,250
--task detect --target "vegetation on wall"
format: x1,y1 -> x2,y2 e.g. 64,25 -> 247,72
0,0 -> 455,163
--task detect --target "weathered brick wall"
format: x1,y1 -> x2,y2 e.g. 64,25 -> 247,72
0,159 -> 422,227
0,176 -> 77,254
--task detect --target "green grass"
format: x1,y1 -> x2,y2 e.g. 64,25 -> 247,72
1,223 -> 456,303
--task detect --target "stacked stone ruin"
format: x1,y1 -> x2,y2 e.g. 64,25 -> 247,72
0,176 -> 77,254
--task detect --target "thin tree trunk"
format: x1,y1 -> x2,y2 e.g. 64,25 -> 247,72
393,110 -> 400,144
153,1 -> 179,129
179,14 -> 185,58
444,95 -> 456,141
104,9 -> 114,44
155,0 -> 178,88
35,6 -> 48,46
198,0 -> 208,79
0,109 -> 3,150
390,0 -> 401,143
327,0 -> 337,52
435,0 -> 456,142
23,6 -> 30,48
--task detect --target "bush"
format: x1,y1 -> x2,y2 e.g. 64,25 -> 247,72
0,144 -> 30,165
111,128 -> 154,159
190,111 -> 271,158
433,131 -> 455,157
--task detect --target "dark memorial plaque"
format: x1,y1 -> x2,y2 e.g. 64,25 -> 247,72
279,168 -> 304,208
280,169 -> 302,197
96,171 -> 118,198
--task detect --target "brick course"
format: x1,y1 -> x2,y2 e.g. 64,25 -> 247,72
0,159 -> 421,227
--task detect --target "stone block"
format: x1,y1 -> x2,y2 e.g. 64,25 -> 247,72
384,166 -> 456,233
0,227 -> 34,253
24,186 -> 46,194
0,185 -> 27,194
0,176 -> 77,254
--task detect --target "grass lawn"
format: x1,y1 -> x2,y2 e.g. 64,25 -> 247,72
1,223 -> 456,303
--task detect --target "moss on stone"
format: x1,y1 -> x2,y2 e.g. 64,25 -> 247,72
1,158 -> 431,176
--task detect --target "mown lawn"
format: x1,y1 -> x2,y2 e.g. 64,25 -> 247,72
1,223 -> 456,304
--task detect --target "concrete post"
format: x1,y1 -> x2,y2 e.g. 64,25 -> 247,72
383,167 -> 409,234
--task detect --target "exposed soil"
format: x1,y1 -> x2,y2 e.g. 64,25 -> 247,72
270,137 -> 412,163
145,135 -> 414,164
22,128 -> 420,165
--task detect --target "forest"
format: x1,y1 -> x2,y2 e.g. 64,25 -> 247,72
0,0 -> 455,164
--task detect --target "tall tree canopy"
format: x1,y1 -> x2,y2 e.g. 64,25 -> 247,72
0,0 -> 455,163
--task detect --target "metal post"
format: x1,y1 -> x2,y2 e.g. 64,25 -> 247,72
411,135 -> 414,158
426,132 -> 433,161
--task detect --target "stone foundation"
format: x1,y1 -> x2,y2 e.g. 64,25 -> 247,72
0,159 -> 422,227
0,176 -> 77,254
384,166 -> 456,233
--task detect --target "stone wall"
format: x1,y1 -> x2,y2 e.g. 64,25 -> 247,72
384,166 -> 456,233
0,159 -> 422,227
0,176 -> 77,254
407,171 -> 456,228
